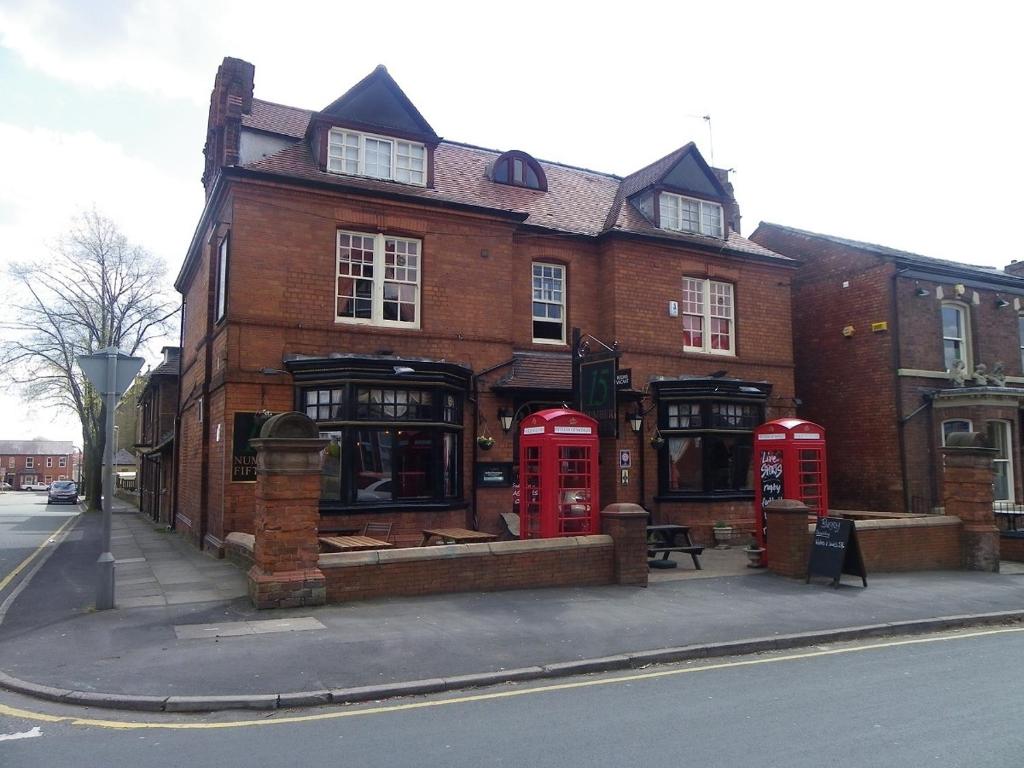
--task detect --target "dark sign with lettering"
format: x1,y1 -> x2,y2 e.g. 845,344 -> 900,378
475,462 -> 513,487
231,412 -> 262,483
579,354 -> 618,437
759,449 -> 783,541
615,368 -> 632,390
806,516 -> 867,587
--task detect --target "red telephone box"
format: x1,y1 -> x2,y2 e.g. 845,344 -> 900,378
753,419 -> 828,555
519,409 -> 600,539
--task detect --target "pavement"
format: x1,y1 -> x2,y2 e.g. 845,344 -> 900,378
1,500 -> 1023,713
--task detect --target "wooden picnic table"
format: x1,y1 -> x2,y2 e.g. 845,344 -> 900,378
646,524 -> 703,570
419,527 -> 498,546
318,535 -> 393,552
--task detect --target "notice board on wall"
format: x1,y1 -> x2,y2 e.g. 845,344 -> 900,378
806,516 -> 867,588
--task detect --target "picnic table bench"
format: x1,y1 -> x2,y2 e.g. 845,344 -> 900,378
318,535 -> 393,552
646,524 -> 703,570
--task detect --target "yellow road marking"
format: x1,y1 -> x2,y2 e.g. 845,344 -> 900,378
1,625 -> 1021,731
0,514 -> 78,593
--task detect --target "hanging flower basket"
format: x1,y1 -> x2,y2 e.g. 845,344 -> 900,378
477,435 -> 495,450
650,434 -> 665,449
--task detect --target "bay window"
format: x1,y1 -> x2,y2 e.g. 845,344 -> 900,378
654,382 -> 767,499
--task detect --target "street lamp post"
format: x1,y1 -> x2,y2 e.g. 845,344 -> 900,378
77,347 -> 145,611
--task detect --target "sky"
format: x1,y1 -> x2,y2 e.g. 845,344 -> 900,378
1,0 -> 1022,445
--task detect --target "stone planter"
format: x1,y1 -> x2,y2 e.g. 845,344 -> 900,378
713,525 -> 735,548
745,546 -> 766,568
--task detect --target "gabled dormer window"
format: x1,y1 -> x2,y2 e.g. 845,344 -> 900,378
327,128 -> 426,186
492,151 -> 547,191
659,192 -> 723,238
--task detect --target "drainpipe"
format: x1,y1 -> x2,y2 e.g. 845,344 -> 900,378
170,297 -> 185,531
891,270 -> 912,512
469,358 -> 515,531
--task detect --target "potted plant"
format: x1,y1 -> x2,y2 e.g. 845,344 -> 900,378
744,537 -> 766,568
477,435 -> 495,451
650,430 -> 665,449
712,520 -> 735,548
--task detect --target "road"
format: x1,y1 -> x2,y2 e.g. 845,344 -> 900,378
0,626 -> 1021,767
0,491 -> 78,605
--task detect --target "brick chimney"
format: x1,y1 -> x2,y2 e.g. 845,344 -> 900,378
712,167 -> 742,235
1005,260 -> 1024,278
202,57 -> 255,198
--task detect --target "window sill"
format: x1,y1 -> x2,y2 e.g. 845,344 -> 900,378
654,492 -> 754,503
320,499 -> 468,515
334,318 -> 422,331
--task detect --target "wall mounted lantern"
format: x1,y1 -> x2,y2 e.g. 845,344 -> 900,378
498,408 -> 514,434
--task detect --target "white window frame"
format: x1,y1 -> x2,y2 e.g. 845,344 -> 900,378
46,457 -> 52,468
681,278 -> 735,356
987,420 -> 1014,502
25,457 -> 33,469
326,128 -> 426,186
215,235 -> 228,322
941,301 -> 972,372
658,192 -> 724,237
1018,313 -> 1024,372
531,262 -> 566,344
941,419 -> 972,446
59,456 -> 67,468
336,231 -> 422,329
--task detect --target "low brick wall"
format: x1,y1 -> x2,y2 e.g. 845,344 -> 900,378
321,536 -> 615,603
1001,534 -> 1024,562
851,517 -> 962,571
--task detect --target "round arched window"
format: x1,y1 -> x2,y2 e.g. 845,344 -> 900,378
492,151 -> 547,191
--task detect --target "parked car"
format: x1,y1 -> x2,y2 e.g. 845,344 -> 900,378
0,481 -> 11,491
47,480 -> 79,505
23,482 -> 50,491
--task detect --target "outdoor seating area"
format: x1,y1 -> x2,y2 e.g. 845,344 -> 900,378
646,524 -> 704,570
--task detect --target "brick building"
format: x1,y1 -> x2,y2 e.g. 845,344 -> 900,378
751,223 -> 1024,513
137,347 -> 180,525
173,58 -> 797,553
0,440 -> 80,490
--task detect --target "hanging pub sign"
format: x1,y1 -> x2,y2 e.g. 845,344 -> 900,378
615,368 -> 632,390
231,412 -> 264,483
806,516 -> 867,588
578,353 -> 618,437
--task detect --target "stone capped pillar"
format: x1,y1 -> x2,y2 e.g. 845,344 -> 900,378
247,412 -> 328,609
765,499 -> 813,579
600,503 -> 649,586
943,432 -> 999,572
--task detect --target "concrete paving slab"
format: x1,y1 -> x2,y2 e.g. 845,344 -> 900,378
174,617 -> 325,640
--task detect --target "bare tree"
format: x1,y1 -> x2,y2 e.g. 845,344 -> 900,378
0,210 -> 178,510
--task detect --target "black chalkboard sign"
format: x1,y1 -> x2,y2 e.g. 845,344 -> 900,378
758,449 -> 784,541
806,517 -> 867,588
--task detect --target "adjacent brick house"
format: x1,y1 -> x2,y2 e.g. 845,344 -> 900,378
174,57 -> 798,553
136,346 -> 180,525
0,440 -> 80,489
751,223 -> 1024,513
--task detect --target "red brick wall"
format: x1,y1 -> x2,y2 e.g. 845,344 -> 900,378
1000,535 -> 1024,562
321,538 -> 615,602
176,178 -> 797,544
1,454 -> 77,487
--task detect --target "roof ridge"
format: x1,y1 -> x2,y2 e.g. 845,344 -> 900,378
251,97 -> 313,114
439,139 -> 622,180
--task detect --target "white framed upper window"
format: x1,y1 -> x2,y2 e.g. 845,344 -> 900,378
59,456 -> 67,468
681,278 -> 735,355
25,457 -> 33,468
987,420 -> 1014,502
1018,313 -> 1024,372
942,302 -> 971,372
659,192 -> 724,237
941,419 -> 972,446
46,457 -> 52,468
215,235 -> 229,322
327,129 -> 426,186
336,231 -> 421,328
532,262 -> 566,343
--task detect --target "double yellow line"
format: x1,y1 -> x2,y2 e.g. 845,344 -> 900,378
0,514 -> 78,593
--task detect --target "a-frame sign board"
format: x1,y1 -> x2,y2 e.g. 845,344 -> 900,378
806,517 -> 867,588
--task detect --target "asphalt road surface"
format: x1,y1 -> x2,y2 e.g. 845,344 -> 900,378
1,626 -> 1022,767
0,491 -> 78,605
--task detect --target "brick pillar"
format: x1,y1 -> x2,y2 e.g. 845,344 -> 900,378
601,503 -> 649,586
765,499 -> 813,579
247,412 -> 328,609
943,434 -> 999,572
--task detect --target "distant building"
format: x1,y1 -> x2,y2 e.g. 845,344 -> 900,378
0,440 -> 80,489
751,222 -> 1024,513
136,346 -> 180,525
